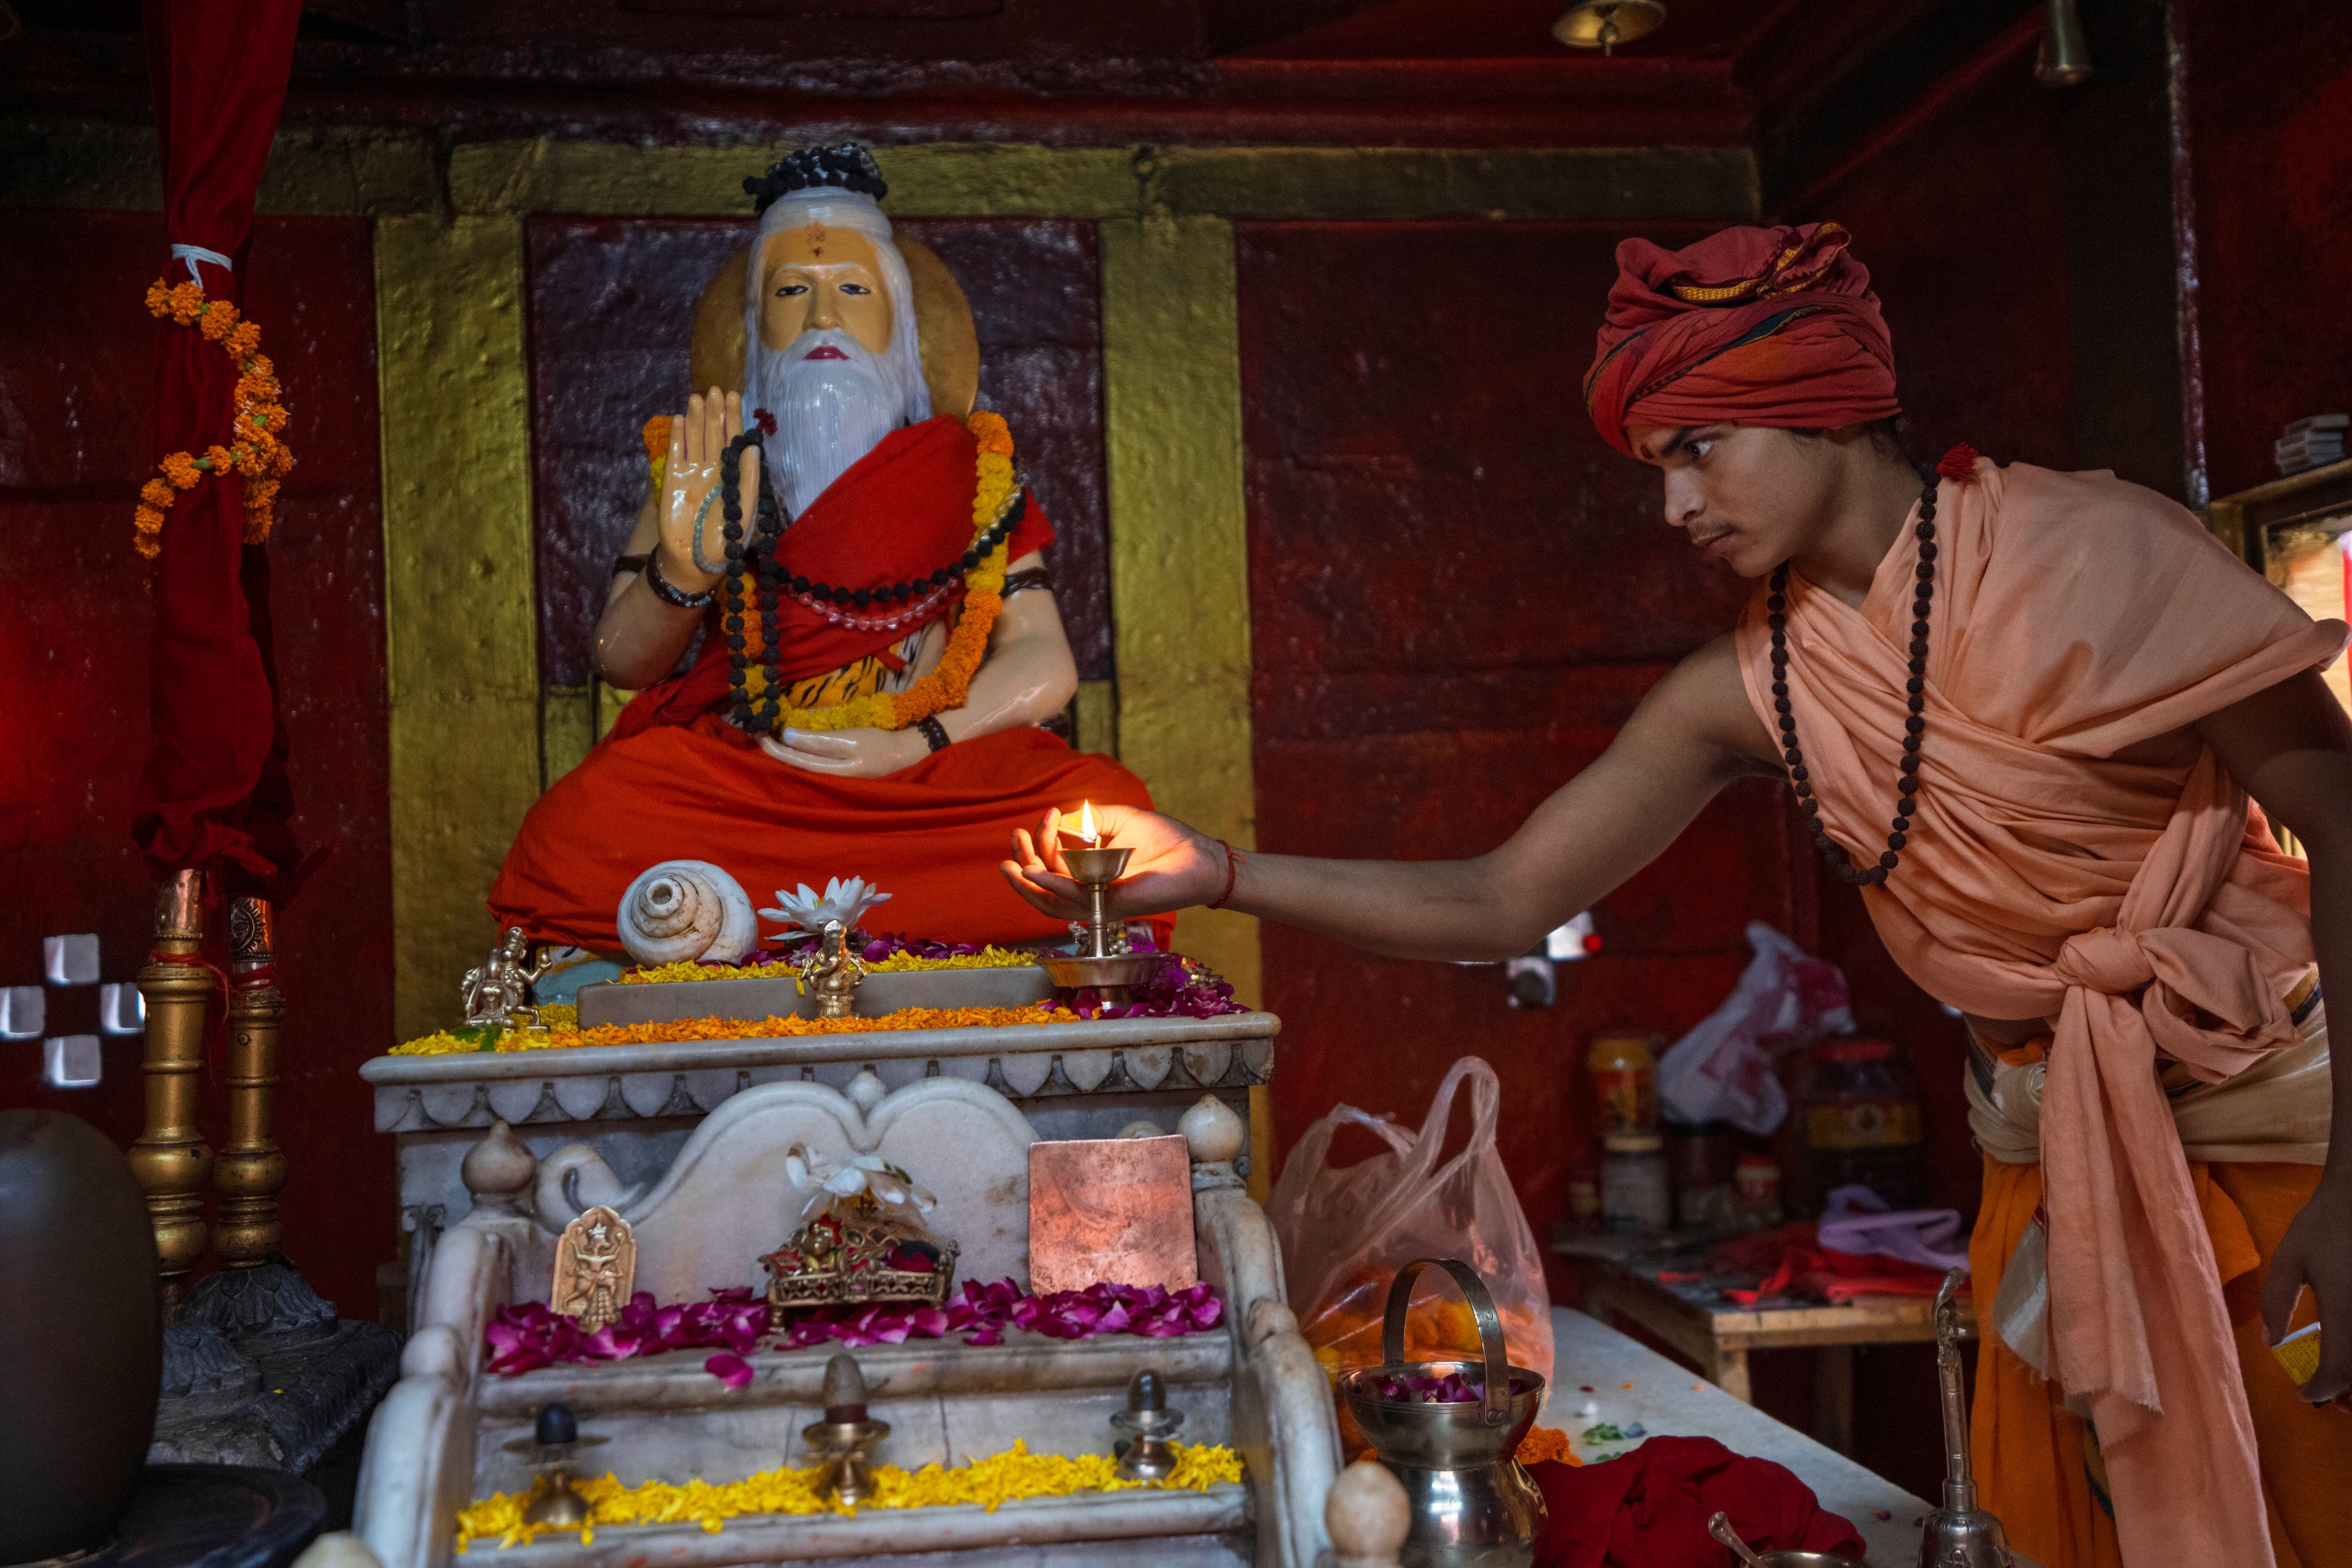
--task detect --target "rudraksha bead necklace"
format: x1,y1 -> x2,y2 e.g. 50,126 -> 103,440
714,428 -> 1022,732
1768,461 -> 1942,888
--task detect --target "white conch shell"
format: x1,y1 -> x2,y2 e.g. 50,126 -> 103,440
616,859 -> 758,967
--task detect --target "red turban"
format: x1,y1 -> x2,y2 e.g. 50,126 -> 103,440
1583,221 -> 1901,457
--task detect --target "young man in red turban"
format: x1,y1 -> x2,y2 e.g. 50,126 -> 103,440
1005,222 -> 2352,1568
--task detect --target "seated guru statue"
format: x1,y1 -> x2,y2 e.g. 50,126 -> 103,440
490,143 -> 1153,949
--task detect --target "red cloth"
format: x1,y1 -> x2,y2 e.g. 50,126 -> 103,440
612,414 -> 1052,741
1712,1222 -> 1951,1305
1582,222 -> 1901,458
132,0 -> 306,895
1531,1436 -> 1866,1568
491,423 -> 1143,951
490,725 -> 1152,950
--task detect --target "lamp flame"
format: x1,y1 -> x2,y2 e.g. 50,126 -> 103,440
1077,801 -> 1099,843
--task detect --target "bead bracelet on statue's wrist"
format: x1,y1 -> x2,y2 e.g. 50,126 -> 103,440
1207,840 -> 1245,910
917,717 -> 952,753
644,552 -> 716,610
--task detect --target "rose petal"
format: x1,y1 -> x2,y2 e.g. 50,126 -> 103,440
705,1352 -> 755,1390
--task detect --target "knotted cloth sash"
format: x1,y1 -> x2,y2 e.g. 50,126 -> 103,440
1583,221 -> 1901,457
1735,458 -> 2346,1568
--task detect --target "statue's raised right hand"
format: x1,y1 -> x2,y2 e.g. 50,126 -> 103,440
999,804 -> 1232,922
658,386 -> 758,594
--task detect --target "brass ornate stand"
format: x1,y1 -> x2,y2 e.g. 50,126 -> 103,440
217,895 -> 288,1267
127,868 -> 399,1470
129,869 -> 216,1310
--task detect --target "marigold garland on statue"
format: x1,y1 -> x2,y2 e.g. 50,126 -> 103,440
731,409 -> 1018,735
135,279 -> 295,567
454,1439 -> 1243,1550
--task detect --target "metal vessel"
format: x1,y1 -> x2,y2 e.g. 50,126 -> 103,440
1920,1267 -> 2015,1567
1340,1258 -> 1547,1568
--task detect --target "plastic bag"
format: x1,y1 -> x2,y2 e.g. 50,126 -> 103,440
1656,922 -> 1851,1136
1267,1057 -> 1553,1403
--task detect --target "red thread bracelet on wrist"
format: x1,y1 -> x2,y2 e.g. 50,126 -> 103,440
1208,840 -> 1245,910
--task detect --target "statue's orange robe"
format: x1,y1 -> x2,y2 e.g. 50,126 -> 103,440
1736,459 -> 2349,1568
489,416 -> 1154,950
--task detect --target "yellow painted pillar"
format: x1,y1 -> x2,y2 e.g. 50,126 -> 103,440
374,216 -> 542,1040
1098,214 -> 1260,1008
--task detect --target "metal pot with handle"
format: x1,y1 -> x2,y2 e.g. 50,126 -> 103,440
1336,1257 -> 1549,1568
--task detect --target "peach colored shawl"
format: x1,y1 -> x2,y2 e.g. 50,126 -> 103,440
1736,458 -> 2345,1568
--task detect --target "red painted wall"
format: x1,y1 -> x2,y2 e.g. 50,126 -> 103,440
2179,0 -> 2352,499
0,212 -> 395,1320
1237,221 -> 1802,1268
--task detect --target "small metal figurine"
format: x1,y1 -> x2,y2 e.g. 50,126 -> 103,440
1921,1268 -> 2014,1567
462,927 -> 561,1028
504,1402 -> 608,1526
802,1352 -> 890,1505
799,919 -> 867,1020
552,1207 -> 636,1333
1112,1369 -> 1185,1480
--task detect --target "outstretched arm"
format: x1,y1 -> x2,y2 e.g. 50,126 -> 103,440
2200,665 -> 2352,1406
1002,633 -> 1777,961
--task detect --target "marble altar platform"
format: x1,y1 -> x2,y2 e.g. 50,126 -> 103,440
352,1061 -> 1338,1568
361,1011 -> 1277,1322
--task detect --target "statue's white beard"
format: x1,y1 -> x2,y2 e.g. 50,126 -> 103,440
751,330 -> 910,518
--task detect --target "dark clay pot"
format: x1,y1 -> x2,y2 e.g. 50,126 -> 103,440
0,1110 -> 160,1562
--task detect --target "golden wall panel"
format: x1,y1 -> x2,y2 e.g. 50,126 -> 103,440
375,216 -> 541,1040
442,139 -> 1757,224
448,140 -> 1140,218
1099,214 -> 1261,1007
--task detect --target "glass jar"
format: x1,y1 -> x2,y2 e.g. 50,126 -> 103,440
1663,1117 -> 1738,1230
1795,1037 -> 1926,1214
1566,1174 -> 1602,1234
1601,1133 -> 1671,1234
1587,1033 -> 1660,1141
1734,1153 -> 1784,1231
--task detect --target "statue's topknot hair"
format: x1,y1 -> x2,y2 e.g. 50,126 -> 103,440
744,142 -> 888,215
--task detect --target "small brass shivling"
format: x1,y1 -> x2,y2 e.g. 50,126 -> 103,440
507,1402 -> 608,1526
1112,1368 -> 1185,1481
802,1352 -> 891,1505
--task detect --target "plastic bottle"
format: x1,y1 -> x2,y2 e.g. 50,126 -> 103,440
1795,1037 -> 1926,1213
1586,1033 -> 1660,1141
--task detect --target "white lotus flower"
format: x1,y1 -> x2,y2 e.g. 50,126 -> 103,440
760,876 -> 893,941
782,1144 -> 937,1219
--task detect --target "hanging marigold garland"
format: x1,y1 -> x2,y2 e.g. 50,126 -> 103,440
134,279 -> 295,570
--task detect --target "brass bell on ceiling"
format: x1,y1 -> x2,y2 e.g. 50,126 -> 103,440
1553,0 -> 1665,56
2035,0 -> 2095,86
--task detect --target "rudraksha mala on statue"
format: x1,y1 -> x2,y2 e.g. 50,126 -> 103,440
715,429 -> 1023,735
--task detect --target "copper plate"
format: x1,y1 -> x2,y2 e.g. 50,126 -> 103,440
1026,1134 -> 1197,1295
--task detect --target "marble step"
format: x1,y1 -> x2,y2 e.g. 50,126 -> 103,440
461,1487 -> 1251,1566
470,1330 -> 1241,1498
577,965 -> 1058,1029
480,1326 -> 1234,1415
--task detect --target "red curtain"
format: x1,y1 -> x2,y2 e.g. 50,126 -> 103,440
132,0 -> 305,897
